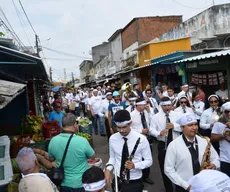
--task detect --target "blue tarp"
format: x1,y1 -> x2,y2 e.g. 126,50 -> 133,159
52,86 -> 63,92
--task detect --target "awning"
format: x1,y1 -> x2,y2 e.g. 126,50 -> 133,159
175,50 -> 230,63
0,45 -> 49,81
0,79 -> 26,109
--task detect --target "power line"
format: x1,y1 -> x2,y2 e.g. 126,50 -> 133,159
171,0 -> 212,9
41,46 -> 92,59
18,0 -> 37,35
12,0 -> 33,47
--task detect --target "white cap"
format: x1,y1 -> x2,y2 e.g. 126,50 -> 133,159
222,102 -> 230,111
93,89 -> 98,92
176,113 -> 197,126
106,92 -> 112,96
188,170 -> 230,192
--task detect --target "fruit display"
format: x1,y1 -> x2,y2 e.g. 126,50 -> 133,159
77,133 -> 92,140
32,135 -> 45,141
20,115 -> 43,134
78,117 -> 91,127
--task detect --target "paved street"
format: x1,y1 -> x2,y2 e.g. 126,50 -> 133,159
93,134 -> 165,192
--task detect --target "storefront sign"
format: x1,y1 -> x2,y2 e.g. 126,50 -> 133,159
199,59 -> 219,65
186,62 -> 197,69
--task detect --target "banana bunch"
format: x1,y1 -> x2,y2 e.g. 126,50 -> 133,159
77,133 -> 92,140
31,124 -> 41,134
22,115 -> 43,134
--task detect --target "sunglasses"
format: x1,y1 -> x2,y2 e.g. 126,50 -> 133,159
209,100 -> 218,104
180,102 -> 187,104
225,110 -> 230,114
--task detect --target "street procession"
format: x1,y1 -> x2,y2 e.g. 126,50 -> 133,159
2,0 -> 230,192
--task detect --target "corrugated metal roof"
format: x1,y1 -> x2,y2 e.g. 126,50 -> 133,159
175,50 -> 230,63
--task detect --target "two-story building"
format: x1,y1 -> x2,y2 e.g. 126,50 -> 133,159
79,60 -> 93,85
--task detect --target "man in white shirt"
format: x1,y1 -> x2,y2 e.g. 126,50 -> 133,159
99,92 -> 113,140
72,92 -> 81,117
90,89 -> 105,136
130,98 -> 154,184
125,94 -> 137,113
80,87 -> 88,117
162,83 -> 169,97
149,97 -> 181,192
105,110 -> 152,192
177,83 -> 192,104
191,91 -> 205,124
145,89 -> 159,114
167,87 -> 177,108
215,83 -> 229,100
211,102 -> 230,177
164,114 -> 220,192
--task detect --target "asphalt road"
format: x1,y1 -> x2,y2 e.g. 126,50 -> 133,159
92,134 -> 165,192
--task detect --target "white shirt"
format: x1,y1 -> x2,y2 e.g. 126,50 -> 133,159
178,91 -> 192,104
81,92 -> 88,103
147,97 -> 159,114
162,91 -> 168,97
200,108 -> 218,130
85,98 -> 92,111
174,106 -> 195,116
130,109 -> 151,133
215,89 -> 228,99
65,93 -> 73,105
212,122 -> 230,163
106,130 -> 152,180
149,110 -> 181,142
90,96 -> 102,114
192,101 -> 205,120
126,105 -> 136,113
99,99 -> 112,117
164,135 -> 220,190
72,95 -> 81,107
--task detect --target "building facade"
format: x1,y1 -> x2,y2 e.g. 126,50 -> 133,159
79,60 -> 93,84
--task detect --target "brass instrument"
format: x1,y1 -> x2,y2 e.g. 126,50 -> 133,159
200,136 -> 211,170
121,82 -> 138,99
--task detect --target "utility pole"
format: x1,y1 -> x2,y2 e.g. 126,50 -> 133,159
71,72 -> 75,87
35,34 -> 40,56
64,68 -> 67,83
49,67 -> 52,82
213,0 -> 215,5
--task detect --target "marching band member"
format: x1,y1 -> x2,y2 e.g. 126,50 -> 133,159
125,94 -> 138,113
164,113 -> 220,192
105,110 -> 152,192
145,89 -> 159,114
149,97 -> 181,192
177,83 -> 192,105
130,98 -> 154,184
174,96 -> 194,116
191,91 -> 205,125
211,102 -> 230,176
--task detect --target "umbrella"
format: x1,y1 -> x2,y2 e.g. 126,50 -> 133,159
51,86 -> 63,92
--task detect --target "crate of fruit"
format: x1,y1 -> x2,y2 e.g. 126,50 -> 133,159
78,117 -> 93,135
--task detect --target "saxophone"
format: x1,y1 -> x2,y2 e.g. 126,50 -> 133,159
200,136 -> 211,170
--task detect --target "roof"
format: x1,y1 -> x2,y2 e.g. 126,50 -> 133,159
122,16 -> 182,32
175,49 -> 230,63
0,79 -> 26,109
108,29 -> 123,41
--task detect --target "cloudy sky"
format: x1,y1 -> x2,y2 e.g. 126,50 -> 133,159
1,0 -> 230,81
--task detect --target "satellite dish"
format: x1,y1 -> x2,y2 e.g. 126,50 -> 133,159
88,50 -> 92,55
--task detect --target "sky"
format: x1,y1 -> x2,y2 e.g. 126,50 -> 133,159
1,0 -> 230,81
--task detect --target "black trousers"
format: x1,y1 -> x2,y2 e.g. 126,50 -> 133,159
158,142 -> 173,192
221,161 -> 230,177
81,103 -> 87,117
175,185 -> 187,192
104,118 -> 111,141
112,178 -> 143,192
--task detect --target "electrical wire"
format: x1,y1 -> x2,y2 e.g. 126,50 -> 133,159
12,0 -> 33,48
171,0 -> 212,9
41,46 -> 92,59
18,0 -> 37,35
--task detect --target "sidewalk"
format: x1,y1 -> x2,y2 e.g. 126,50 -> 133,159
92,134 -> 165,191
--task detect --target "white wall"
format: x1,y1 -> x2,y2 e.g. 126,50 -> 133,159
122,41 -> 138,67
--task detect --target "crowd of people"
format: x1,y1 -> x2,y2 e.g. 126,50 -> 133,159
19,82 -> 230,192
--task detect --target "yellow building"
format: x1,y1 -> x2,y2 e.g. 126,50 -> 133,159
136,37 -> 191,89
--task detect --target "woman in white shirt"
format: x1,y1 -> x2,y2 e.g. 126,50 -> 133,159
174,96 -> 194,116
191,91 -> 205,124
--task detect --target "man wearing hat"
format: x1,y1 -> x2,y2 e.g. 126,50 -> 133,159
149,97 -> 181,192
130,98 -> 154,184
99,92 -> 113,139
177,83 -> 192,105
164,113 -> 220,192
105,110 -> 152,192
211,101 -> 230,177
126,94 -> 138,113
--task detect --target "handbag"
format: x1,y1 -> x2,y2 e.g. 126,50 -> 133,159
50,133 -> 74,186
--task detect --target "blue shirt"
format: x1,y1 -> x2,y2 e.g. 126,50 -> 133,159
108,101 -> 126,125
48,110 -> 64,130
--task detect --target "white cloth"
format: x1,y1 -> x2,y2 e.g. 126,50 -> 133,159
174,106 -> 195,116
85,98 -> 92,111
164,135 -> 220,190
212,122 -> 230,163
65,93 -> 73,105
176,114 -> 197,126
106,130 -> 152,180
72,95 -> 81,107
126,105 -> 135,113
188,170 -> 230,192
192,101 -> 205,120
178,91 -> 192,104
200,108 -> 218,130
162,91 -> 168,97
215,89 -> 228,99
148,97 -> 159,113
90,96 -> 102,114
149,110 -> 181,142
99,99 -> 111,117
222,102 -> 230,110
130,109 -> 151,133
